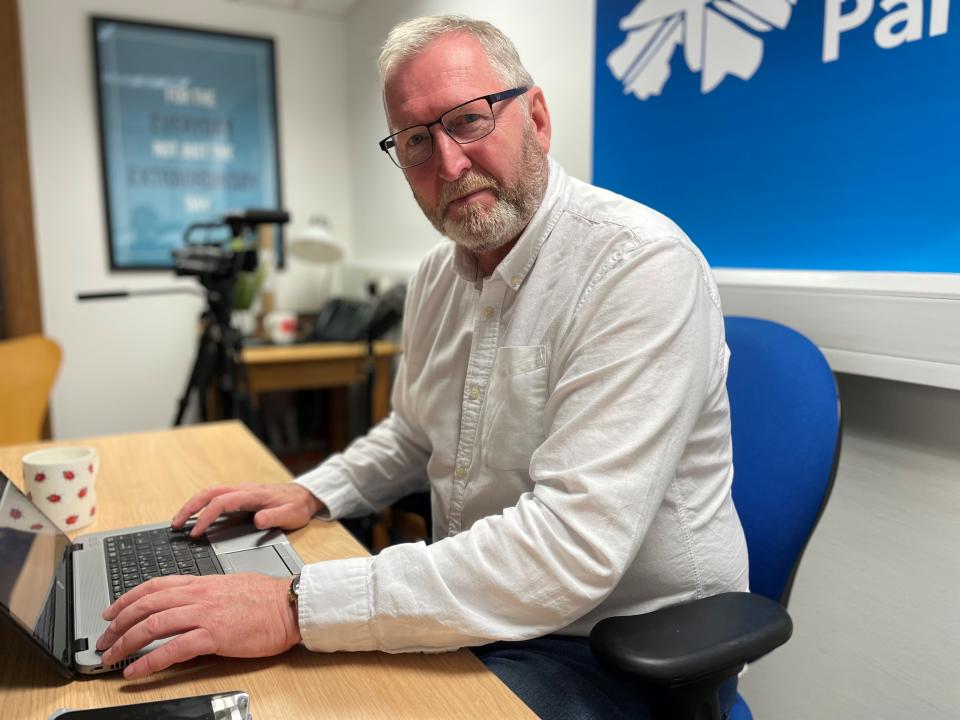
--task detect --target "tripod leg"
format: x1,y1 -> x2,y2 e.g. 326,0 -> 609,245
193,331 -> 220,422
220,324 -> 258,431
173,322 -> 218,426
174,329 -> 208,426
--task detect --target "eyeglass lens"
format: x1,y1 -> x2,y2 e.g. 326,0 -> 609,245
388,98 -> 495,168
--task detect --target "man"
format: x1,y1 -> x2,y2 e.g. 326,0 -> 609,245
97,15 -> 748,718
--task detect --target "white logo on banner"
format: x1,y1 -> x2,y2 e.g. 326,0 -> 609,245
607,0 -> 796,98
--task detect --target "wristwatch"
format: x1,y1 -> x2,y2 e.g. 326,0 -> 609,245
287,573 -> 301,609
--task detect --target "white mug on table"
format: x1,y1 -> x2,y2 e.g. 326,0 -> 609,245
21,446 -> 99,532
265,310 -> 298,345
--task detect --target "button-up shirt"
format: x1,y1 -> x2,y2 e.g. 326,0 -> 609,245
294,159 -> 748,653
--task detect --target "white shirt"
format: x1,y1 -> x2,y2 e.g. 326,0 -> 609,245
294,159 -> 748,653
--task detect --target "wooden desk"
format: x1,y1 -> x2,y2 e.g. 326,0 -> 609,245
0,422 -> 533,719
242,341 -> 401,425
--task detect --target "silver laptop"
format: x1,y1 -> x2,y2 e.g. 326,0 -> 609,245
0,469 -> 304,677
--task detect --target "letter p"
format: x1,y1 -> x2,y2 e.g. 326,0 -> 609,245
823,0 -> 874,62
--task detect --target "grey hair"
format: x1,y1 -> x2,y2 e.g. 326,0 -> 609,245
378,15 -> 534,91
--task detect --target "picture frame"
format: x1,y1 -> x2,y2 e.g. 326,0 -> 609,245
92,16 -> 284,270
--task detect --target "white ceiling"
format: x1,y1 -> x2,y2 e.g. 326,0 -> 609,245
227,0 -> 360,19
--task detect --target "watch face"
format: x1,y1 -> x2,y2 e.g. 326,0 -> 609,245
289,574 -> 301,601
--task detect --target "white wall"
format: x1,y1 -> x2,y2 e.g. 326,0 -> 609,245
343,0 -> 594,280
341,2 -> 960,717
18,0 -> 351,438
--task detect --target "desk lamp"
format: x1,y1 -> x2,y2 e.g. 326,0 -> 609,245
288,215 -> 344,264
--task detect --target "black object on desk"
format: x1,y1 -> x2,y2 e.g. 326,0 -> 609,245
52,690 -> 251,720
312,286 -> 407,343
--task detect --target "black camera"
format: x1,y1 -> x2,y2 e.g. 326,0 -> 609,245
174,209 -> 289,285
172,244 -> 258,281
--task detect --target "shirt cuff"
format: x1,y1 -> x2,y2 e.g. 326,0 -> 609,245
298,556 -> 377,652
293,465 -> 370,520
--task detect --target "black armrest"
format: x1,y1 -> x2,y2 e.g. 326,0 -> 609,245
589,592 -> 792,686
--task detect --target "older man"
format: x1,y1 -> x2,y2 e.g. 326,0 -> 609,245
97,15 -> 747,718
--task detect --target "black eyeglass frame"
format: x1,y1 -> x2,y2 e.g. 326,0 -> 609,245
378,87 -> 529,169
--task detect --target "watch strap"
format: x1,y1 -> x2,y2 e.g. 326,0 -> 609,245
287,573 -> 301,606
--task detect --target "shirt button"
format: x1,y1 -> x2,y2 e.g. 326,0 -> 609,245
469,386 -> 481,401
483,306 -> 495,319
455,465 -> 467,479
510,275 -> 521,288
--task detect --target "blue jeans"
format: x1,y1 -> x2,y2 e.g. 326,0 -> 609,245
474,635 -> 738,720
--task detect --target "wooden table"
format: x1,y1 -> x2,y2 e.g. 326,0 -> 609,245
243,340 -> 401,423
0,422 -> 533,719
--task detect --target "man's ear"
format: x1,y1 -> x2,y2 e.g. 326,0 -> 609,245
527,86 -> 551,154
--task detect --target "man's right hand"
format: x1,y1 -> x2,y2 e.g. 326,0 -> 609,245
171,483 -> 324,538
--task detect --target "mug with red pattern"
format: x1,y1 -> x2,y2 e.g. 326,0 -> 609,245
265,310 -> 298,345
22,446 -> 99,533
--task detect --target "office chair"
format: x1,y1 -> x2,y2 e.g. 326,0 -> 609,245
0,334 -> 62,445
590,316 -> 842,720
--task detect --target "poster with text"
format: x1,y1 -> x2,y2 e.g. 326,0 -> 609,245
594,0 -> 958,271
93,18 -> 282,270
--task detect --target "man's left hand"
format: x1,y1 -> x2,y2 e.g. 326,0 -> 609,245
95,574 -> 301,679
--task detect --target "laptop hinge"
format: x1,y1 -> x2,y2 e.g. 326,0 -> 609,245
74,636 -> 89,652
63,544 -> 79,658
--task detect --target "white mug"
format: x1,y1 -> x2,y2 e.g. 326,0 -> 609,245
265,310 -> 298,345
22,447 -> 99,533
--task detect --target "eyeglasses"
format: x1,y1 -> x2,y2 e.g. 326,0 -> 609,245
378,87 -> 529,169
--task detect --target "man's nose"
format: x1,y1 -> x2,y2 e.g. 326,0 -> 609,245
431,127 -> 470,182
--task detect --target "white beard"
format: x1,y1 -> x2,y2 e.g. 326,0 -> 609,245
416,126 -> 548,255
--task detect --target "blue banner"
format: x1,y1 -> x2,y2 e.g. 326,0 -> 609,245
594,0 -> 959,271
94,19 -> 281,269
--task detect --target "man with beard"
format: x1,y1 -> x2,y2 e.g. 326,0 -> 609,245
96,15 -> 748,718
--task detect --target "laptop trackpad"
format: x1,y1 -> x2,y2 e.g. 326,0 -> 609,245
219,546 -> 291,577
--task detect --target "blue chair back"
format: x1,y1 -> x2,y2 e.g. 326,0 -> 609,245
724,317 -> 841,606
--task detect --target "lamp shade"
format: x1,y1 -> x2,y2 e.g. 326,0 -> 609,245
288,215 -> 344,264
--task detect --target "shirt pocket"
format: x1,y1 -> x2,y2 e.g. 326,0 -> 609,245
482,345 -> 548,471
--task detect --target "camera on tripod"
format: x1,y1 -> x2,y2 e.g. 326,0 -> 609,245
174,209 -> 289,286
166,209 -> 290,427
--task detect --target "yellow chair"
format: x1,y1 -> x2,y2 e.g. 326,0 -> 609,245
0,334 -> 62,445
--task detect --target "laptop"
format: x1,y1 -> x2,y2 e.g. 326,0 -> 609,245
0,469 -> 304,677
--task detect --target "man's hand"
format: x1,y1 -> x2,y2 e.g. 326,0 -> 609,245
172,483 -> 324,538
96,574 -> 300,679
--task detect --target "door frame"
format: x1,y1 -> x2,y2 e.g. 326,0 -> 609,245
0,0 -> 43,339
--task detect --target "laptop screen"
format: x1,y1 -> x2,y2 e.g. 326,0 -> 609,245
0,471 -> 73,671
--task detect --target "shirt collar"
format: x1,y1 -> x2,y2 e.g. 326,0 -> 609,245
452,158 -> 567,288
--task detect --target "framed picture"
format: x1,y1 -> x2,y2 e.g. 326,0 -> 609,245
92,17 -> 283,270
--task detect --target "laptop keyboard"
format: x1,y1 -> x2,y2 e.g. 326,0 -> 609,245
104,527 -> 223,602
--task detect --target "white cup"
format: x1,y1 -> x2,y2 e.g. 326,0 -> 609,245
22,447 -> 99,533
265,310 -> 298,345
